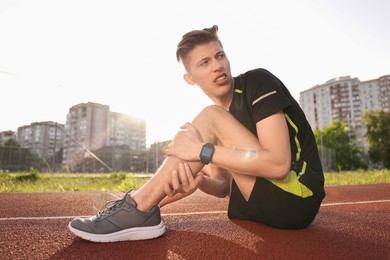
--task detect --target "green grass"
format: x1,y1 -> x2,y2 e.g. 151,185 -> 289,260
324,169 -> 390,186
0,171 -> 150,192
0,169 -> 389,192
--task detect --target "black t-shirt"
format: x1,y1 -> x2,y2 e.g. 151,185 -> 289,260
229,68 -> 325,200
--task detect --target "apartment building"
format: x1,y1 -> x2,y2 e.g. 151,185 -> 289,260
360,79 -> 381,112
300,74 -> 390,151
108,111 -> 146,151
379,75 -> 390,111
61,102 -> 146,171
0,130 -> 15,145
15,121 -> 65,158
299,82 -> 332,131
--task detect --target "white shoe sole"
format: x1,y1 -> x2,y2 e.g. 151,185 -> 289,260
68,221 -> 166,242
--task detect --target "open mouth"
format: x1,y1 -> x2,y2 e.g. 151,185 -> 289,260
214,73 -> 227,83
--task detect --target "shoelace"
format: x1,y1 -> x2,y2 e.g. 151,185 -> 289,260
97,190 -> 132,218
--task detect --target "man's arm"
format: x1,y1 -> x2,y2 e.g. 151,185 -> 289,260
166,106 -> 291,182
212,111 -> 291,180
198,164 -> 230,198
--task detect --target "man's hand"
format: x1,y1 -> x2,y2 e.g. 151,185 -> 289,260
164,163 -> 203,198
166,122 -> 204,161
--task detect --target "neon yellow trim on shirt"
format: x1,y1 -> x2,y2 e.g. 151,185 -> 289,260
270,115 -> 313,198
284,113 -> 301,162
234,89 -> 243,94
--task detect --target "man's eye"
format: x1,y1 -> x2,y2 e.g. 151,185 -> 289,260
217,53 -> 225,59
200,60 -> 208,66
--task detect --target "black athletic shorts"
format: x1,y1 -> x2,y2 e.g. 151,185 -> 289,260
228,177 -> 322,229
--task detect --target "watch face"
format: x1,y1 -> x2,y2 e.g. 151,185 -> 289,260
202,146 -> 214,157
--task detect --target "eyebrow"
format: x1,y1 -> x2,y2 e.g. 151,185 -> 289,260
215,50 -> 225,56
196,50 -> 225,67
196,57 -> 210,67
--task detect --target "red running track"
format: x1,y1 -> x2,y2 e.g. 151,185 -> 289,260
0,183 -> 389,259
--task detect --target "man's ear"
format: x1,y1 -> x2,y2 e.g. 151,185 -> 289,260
183,73 -> 196,85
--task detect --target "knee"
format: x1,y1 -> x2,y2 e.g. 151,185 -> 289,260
191,105 -> 230,142
195,105 -> 232,129
198,105 -> 230,119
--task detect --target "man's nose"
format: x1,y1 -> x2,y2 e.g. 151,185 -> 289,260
211,58 -> 223,71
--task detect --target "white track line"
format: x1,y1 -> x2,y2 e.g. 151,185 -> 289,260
320,199 -> 390,207
0,199 -> 389,221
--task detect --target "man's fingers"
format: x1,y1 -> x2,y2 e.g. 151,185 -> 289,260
180,122 -> 191,129
178,163 -> 189,188
184,163 -> 196,187
169,163 -> 199,195
181,122 -> 198,133
171,170 -> 180,190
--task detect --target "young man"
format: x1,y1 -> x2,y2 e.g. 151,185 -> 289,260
68,25 -> 325,242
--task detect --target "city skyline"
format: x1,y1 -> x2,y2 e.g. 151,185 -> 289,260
1,0 -> 389,145
3,71 -> 389,146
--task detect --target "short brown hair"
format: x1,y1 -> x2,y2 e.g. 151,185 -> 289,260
176,25 -> 223,63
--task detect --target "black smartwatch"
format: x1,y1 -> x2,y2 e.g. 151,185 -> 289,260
199,143 -> 215,164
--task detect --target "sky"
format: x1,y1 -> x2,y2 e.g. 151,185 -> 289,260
1,0 -> 389,146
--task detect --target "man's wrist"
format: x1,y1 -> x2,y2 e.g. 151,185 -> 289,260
199,143 -> 215,164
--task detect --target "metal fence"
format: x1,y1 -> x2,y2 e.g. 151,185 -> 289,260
0,146 -> 49,172
318,145 -> 336,172
0,145 -> 165,173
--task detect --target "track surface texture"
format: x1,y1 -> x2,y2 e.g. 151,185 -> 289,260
0,183 -> 389,259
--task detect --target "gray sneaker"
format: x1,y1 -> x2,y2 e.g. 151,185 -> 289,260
68,191 -> 166,242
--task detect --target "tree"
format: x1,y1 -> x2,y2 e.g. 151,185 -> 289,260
0,139 -> 43,171
362,110 -> 390,169
314,120 -> 367,171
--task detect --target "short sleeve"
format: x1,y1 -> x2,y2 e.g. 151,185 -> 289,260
245,69 -> 292,123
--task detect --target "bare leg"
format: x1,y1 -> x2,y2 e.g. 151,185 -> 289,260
133,105 -> 261,211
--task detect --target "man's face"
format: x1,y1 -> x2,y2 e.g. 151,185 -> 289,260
183,41 -> 233,104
